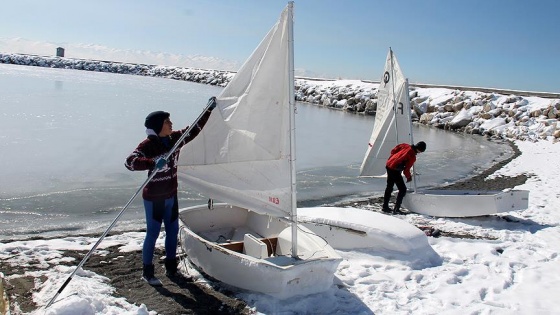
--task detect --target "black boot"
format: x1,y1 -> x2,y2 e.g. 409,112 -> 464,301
164,258 -> 178,277
394,189 -> 406,214
142,264 -> 162,286
382,199 -> 392,213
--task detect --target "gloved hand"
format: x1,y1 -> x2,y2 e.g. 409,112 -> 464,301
406,177 -> 412,183
208,96 -> 217,111
155,157 -> 167,170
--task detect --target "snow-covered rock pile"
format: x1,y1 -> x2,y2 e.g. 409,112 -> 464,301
0,53 -> 234,87
2,53 -> 559,141
295,80 -> 560,141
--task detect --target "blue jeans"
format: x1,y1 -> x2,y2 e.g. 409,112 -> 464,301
142,196 -> 179,265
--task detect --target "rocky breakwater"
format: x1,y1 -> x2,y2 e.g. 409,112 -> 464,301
0,52 -> 234,87
295,79 -> 560,142
2,53 -> 559,142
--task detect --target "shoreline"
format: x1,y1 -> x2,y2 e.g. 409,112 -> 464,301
0,140 -> 528,314
2,55 -> 559,143
334,139 -> 527,209
0,57 -> 545,314
2,53 -> 559,99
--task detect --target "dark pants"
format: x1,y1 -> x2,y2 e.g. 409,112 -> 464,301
142,195 -> 179,265
383,167 -> 407,212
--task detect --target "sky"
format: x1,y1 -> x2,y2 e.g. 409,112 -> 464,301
1,0 -> 560,93
2,136 -> 559,314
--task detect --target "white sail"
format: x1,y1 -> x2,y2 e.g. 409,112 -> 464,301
177,5 -> 293,218
362,49 -> 529,217
359,49 -> 412,177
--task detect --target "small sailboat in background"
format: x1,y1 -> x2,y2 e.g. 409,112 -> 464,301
360,48 -> 529,218
175,2 -> 342,299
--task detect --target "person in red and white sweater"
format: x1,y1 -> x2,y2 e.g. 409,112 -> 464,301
125,100 -> 215,286
382,141 -> 426,214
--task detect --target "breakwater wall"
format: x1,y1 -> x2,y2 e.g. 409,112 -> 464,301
2,53 -> 559,141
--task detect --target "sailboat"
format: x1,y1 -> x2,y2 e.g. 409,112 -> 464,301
360,48 -> 529,218
175,2 -> 342,299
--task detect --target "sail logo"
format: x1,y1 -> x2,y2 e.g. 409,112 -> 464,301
383,71 -> 390,85
269,196 -> 280,204
397,102 -> 404,115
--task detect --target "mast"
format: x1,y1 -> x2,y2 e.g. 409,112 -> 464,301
391,48 -> 417,192
389,48 -> 400,145
287,1 -> 298,258
404,78 -> 418,192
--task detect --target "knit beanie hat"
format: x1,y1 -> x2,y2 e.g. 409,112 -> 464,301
144,111 -> 170,134
414,141 -> 427,152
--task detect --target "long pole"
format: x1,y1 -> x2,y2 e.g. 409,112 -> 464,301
45,97 -> 216,309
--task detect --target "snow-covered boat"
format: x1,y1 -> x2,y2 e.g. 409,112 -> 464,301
176,3 -> 342,299
298,207 -> 441,268
359,49 -> 529,217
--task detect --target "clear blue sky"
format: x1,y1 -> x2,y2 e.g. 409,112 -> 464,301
1,0 -> 559,93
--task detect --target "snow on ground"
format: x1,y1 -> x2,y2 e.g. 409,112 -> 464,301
0,232 -> 156,314
1,140 -> 559,314
0,56 -> 558,313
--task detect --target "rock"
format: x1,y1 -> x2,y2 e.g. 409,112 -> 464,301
452,101 -> 464,112
530,109 -> 542,117
448,109 -> 472,129
443,104 -> 454,112
419,113 -> 435,124
364,100 -> 377,114
483,103 -> 496,112
334,99 -> 347,108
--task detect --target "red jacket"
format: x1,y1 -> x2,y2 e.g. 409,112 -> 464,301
386,143 -> 417,181
125,109 -> 211,200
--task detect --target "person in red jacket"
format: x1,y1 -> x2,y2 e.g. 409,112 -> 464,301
125,100 -> 215,286
382,141 -> 426,214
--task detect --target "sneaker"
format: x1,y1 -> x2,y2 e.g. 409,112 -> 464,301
142,275 -> 163,286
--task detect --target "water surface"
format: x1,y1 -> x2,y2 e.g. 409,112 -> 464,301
0,64 -> 511,240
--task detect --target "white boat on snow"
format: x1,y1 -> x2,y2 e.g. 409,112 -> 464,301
359,49 -> 529,218
298,207 -> 442,268
402,189 -> 529,217
176,2 -> 342,299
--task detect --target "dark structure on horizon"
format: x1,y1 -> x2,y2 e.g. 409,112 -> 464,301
56,47 -> 65,57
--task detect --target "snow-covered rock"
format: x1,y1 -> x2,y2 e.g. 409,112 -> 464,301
1,53 -> 559,142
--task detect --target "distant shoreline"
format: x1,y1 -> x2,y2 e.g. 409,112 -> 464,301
2,52 -> 559,142
1,52 -> 559,98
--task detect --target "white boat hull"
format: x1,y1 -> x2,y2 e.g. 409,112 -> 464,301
178,204 -> 342,299
298,207 -> 441,268
402,189 -> 529,217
